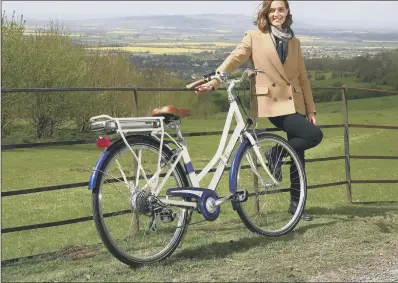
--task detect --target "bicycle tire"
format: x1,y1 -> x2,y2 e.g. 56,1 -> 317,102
91,134 -> 190,266
230,132 -> 307,236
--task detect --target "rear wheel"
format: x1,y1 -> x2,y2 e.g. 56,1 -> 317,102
232,133 -> 307,236
92,135 -> 190,266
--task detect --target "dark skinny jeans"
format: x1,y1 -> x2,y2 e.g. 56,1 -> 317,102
268,113 -> 323,201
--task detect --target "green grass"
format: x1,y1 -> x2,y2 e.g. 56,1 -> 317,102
2,95 -> 398,281
2,204 -> 398,282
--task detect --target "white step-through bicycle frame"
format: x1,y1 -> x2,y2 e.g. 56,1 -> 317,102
90,70 -> 278,209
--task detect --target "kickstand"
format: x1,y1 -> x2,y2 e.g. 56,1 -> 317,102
148,215 -> 157,234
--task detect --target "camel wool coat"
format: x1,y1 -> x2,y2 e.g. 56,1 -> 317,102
211,29 -> 316,118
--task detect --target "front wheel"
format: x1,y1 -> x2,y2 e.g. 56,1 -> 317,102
231,133 -> 307,236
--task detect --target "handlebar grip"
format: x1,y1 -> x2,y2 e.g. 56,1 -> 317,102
185,79 -> 206,89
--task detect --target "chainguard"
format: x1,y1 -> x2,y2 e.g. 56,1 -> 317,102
166,187 -> 248,221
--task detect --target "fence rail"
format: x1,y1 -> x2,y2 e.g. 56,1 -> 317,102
1,124 -> 344,150
2,85 -> 398,263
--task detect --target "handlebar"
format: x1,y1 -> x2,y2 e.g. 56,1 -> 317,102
185,68 -> 264,90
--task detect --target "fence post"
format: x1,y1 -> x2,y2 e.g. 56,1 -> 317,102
132,88 -> 139,117
132,88 -> 140,233
342,85 -> 352,202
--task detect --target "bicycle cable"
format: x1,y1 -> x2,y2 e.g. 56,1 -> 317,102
235,80 -> 254,130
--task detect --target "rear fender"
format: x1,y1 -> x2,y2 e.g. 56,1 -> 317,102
88,150 -> 110,190
88,134 -> 174,190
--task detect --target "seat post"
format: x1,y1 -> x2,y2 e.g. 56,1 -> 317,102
168,120 -> 185,143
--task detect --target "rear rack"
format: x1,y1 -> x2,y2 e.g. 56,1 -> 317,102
88,114 -> 179,194
90,115 -> 164,135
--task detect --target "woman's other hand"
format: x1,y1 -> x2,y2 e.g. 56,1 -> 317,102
307,113 -> 317,125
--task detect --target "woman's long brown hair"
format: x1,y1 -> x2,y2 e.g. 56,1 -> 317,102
254,0 -> 293,31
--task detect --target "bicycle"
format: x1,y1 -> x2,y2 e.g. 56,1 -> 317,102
88,68 -> 307,267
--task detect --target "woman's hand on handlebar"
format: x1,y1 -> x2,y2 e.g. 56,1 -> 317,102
195,83 -> 215,96
193,68 -> 259,95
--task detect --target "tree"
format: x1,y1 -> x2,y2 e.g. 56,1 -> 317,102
21,22 -> 88,138
1,11 -> 27,136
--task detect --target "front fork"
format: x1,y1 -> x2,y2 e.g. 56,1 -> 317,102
242,132 -> 279,185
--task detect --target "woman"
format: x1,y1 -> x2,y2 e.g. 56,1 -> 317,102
196,0 -> 323,221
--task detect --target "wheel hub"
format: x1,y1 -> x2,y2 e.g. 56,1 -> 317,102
130,190 -> 152,214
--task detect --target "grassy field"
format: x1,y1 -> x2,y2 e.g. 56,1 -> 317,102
2,95 -> 398,282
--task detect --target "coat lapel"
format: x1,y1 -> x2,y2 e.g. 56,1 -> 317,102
283,39 -> 293,68
260,32 -> 289,82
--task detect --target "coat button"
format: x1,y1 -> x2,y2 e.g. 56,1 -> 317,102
272,83 -> 276,87
287,82 -> 291,86
273,98 -> 277,102
288,96 -> 292,100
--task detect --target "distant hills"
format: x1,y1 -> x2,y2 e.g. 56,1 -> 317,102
25,14 -> 318,32
24,14 -> 398,41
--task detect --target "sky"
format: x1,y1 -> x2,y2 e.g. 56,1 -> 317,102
3,1 -> 398,30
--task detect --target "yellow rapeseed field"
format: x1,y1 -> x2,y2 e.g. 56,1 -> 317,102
86,42 -> 238,54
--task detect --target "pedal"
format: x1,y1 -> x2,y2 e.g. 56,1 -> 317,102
232,190 -> 248,203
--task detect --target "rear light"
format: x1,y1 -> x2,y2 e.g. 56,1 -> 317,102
96,137 -> 111,148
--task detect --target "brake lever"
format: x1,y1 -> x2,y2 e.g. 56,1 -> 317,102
203,70 -> 216,79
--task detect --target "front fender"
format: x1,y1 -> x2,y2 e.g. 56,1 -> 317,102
229,138 -> 250,195
228,129 -> 267,210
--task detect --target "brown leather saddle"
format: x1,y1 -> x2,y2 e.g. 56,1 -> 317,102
151,105 -> 191,123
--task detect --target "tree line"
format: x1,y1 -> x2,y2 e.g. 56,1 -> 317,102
305,52 -> 398,88
305,51 -> 398,103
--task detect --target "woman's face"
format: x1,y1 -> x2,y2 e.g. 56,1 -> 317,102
268,1 -> 288,29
